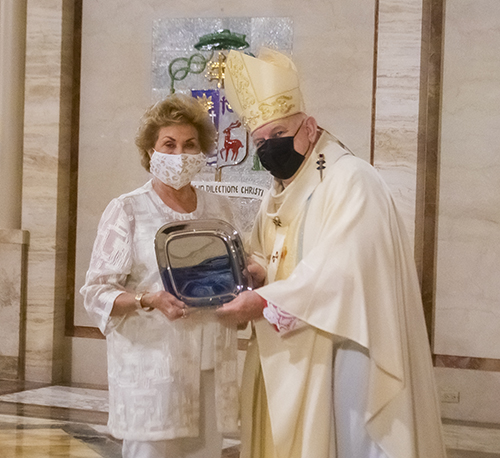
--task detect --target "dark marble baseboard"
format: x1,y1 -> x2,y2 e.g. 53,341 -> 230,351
435,354 -> 500,372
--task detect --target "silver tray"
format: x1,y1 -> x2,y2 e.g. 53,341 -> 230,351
155,219 -> 248,308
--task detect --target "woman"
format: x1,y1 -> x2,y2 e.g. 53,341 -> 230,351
80,94 -> 239,458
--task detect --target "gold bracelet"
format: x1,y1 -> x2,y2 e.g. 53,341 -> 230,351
135,292 -> 154,312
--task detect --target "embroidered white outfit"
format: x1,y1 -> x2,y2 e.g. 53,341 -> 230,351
242,132 -> 446,458
81,180 -> 239,442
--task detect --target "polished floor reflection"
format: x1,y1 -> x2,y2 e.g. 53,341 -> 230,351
0,416 -> 121,458
0,380 -> 498,457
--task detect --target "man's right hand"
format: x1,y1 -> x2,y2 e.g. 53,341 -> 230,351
216,290 -> 266,325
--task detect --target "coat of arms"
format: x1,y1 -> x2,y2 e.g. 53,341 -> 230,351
167,29 -> 257,180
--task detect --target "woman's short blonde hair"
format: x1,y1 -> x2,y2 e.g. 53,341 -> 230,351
135,93 -> 217,171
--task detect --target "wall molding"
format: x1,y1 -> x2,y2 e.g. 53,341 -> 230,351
414,0 -> 445,346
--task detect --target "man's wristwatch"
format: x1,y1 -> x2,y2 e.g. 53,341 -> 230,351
135,292 -> 154,312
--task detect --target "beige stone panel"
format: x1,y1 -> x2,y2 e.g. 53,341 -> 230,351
373,0 -> 423,241
434,0 -> 500,359
0,0 -> 26,230
74,0 -> 376,330
70,337 -> 108,387
22,0 -> 74,382
0,229 -> 28,379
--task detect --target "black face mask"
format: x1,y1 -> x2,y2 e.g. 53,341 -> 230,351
256,122 -> 306,180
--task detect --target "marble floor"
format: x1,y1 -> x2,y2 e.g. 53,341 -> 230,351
0,380 -> 499,457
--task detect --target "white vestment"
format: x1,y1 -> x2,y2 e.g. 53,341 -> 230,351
242,132 -> 446,458
81,181 -> 240,441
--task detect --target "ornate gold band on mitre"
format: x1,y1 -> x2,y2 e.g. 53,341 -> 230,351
224,48 -> 305,133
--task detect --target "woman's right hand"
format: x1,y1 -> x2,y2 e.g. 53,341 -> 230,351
141,291 -> 188,321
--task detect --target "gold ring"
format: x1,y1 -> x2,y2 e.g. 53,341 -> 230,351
182,309 -> 187,319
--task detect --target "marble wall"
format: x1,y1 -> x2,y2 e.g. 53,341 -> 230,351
0,0 -> 28,381
73,0 -> 376,332
69,0 -> 378,384
10,0 -> 500,429
21,0 -> 75,382
0,0 -> 26,230
72,0 -> 428,385
373,0 -> 424,241
14,1 -> 500,429
434,0 -> 500,360
0,230 -> 29,380
432,0 -> 500,422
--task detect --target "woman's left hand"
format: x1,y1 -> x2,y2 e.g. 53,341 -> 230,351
141,291 -> 188,321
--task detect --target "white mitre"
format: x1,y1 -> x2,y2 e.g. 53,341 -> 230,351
224,48 -> 305,133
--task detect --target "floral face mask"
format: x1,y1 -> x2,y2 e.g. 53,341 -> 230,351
149,151 -> 205,190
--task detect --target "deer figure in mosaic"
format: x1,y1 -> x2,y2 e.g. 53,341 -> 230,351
220,120 -> 243,162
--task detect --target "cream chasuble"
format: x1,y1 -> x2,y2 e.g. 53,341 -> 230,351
241,132 -> 446,458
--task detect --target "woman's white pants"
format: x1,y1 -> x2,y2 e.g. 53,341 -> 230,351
122,370 -> 223,458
